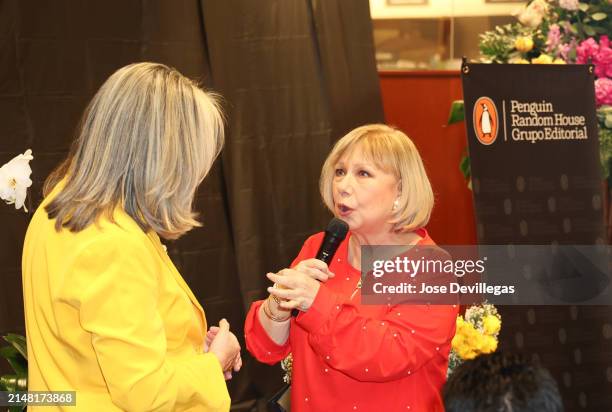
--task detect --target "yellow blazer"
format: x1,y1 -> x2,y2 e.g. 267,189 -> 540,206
22,184 -> 230,411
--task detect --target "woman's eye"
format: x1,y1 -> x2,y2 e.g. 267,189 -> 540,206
358,170 -> 371,177
334,168 -> 345,176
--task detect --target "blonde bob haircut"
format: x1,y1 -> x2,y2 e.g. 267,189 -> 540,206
319,124 -> 434,233
44,62 -> 224,240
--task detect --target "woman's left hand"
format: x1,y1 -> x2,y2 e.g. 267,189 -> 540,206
267,269 -> 321,312
205,326 -> 242,380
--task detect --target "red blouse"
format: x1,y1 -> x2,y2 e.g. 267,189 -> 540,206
245,229 -> 458,411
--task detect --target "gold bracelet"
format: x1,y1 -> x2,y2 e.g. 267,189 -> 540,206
270,283 -> 284,305
271,293 -> 282,305
262,297 -> 290,322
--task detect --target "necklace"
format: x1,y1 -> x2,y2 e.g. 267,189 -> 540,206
350,278 -> 362,300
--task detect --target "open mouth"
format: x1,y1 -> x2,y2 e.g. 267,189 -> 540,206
337,203 -> 353,215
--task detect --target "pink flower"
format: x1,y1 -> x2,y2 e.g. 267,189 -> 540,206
595,36 -> 612,78
558,39 -> 577,62
577,36 -> 612,79
595,78 -> 612,106
576,38 -> 599,64
546,24 -> 561,53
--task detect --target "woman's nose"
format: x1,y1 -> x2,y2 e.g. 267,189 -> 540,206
335,175 -> 353,196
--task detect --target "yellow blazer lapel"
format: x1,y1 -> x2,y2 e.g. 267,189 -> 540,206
112,210 -> 207,329
145,231 -> 206,318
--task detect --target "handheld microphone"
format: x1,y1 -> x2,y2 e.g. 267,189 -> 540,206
291,218 -> 349,317
315,218 -> 349,264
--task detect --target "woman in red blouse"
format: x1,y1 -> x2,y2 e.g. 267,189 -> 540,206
244,124 -> 458,411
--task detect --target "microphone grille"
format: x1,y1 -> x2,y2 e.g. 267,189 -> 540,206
326,218 -> 349,240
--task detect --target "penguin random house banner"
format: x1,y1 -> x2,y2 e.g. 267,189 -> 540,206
461,63 -> 605,246
460,64 -> 612,411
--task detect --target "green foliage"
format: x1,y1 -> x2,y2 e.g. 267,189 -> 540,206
597,105 -> 612,179
446,101 -> 471,183
479,23 -> 547,64
567,1 -> 612,40
1,372 -> 27,412
478,23 -> 523,63
459,153 -> 471,182
599,127 -> 612,179
3,334 -> 27,361
447,100 -> 465,124
478,0 -> 612,64
599,105 -> 612,130
0,333 -> 28,406
449,0 -> 612,187
0,374 -> 27,392
0,346 -> 27,377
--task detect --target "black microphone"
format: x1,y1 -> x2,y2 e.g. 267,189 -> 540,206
315,218 -> 349,264
291,218 -> 349,317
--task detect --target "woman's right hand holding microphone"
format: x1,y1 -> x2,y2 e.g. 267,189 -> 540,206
266,258 -> 335,313
257,259 -> 334,345
293,258 -> 335,282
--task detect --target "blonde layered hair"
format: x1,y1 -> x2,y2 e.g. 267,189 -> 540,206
319,124 -> 434,232
44,62 -> 224,239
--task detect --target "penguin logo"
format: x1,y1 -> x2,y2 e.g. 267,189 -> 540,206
473,97 -> 498,145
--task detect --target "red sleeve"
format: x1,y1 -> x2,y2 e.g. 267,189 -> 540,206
244,233 -> 323,364
296,284 -> 458,382
244,300 -> 291,365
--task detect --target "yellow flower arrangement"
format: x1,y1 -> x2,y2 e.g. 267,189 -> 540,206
531,53 -> 553,64
448,303 -> 502,375
515,36 -> 534,53
509,57 -> 530,64
483,314 -> 501,335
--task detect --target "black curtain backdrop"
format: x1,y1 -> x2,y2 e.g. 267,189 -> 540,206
0,0 -> 383,409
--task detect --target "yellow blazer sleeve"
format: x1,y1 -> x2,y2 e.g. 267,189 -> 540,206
73,233 -> 230,412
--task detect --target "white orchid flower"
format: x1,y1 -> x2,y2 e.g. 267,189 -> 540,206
518,8 -> 543,28
515,0 -> 548,28
0,149 -> 34,212
559,0 -> 580,11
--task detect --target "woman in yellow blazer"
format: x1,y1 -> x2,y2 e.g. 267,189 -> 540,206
22,63 -> 240,411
